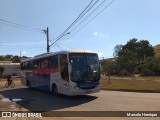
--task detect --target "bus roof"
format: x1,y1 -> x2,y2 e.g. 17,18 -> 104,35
21,50 -> 97,62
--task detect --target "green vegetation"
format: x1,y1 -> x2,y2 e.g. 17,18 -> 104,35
101,38 -> 160,76
0,55 -> 27,63
101,38 -> 160,92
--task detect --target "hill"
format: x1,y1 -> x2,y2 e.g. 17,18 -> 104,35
154,44 -> 160,58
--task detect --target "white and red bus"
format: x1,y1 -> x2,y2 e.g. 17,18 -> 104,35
20,50 -> 101,96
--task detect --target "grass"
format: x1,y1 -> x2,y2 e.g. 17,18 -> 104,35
100,76 -> 160,92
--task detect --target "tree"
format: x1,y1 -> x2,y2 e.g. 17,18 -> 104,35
113,44 -> 123,57
101,58 -> 117,76
12,56 -> 20,63
117,50 -> 138,74
5,55 -> 13,60
0,55 -> 5,61
1,55 -> 21,63
122,39 -> 154,60
136,40 -> 154,60
141,57 -> 160,76
123,38 -> 138,52
115,38 -> 155,75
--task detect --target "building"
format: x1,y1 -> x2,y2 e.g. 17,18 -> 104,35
0,61 -> 20,78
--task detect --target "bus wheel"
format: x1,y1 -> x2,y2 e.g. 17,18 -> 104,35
27,81 -> 31,89
52,84 -> 58,95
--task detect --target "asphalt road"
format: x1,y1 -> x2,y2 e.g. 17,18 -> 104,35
0,80 -> 160,120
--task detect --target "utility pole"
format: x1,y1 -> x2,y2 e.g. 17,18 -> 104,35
44,27 -> 70,53
46,27 -> 50,52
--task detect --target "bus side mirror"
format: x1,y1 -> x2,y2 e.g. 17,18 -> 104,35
68,63 -> 72,74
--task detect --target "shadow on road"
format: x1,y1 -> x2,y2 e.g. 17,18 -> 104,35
0,88 -> 98,112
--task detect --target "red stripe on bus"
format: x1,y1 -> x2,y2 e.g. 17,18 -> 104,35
32,69 -> 59,74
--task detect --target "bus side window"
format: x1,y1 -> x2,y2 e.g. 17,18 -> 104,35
43,58 -> 48,69
25,62 -> 29,69
21,63 -> 24,70
48,57 -> 52,69
48,55 -> 58,69
29,61 -> 34,70
53,55 -> 58,69
59,54 -> 69,82
37,60 -> 41,69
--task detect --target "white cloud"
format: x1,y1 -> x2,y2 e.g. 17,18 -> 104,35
93,32 -> 107,38
22,51 -> 27,54
93,32 -> 98,36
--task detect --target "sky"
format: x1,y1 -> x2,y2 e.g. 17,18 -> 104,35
0,0 -> 160,59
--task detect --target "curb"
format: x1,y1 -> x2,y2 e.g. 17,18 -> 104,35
101,88 -> 160,93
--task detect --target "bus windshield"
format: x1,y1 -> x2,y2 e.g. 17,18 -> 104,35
69,53 -> 100,82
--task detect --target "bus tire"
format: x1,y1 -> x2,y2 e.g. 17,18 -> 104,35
27,81 -> 31,89
52,84 -> 58,95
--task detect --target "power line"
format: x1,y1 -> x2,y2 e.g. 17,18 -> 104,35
52,0 -> 116,46
0,18 -> 43,33
59,0 -> 108,44
53,0 -> 94,40
69,0 -> 107,34
63,0 -> 116,41
51,0 -> 100,46
0,21 -> 43,33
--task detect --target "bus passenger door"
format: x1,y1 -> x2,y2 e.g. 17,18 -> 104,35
59,54 -> 70,94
